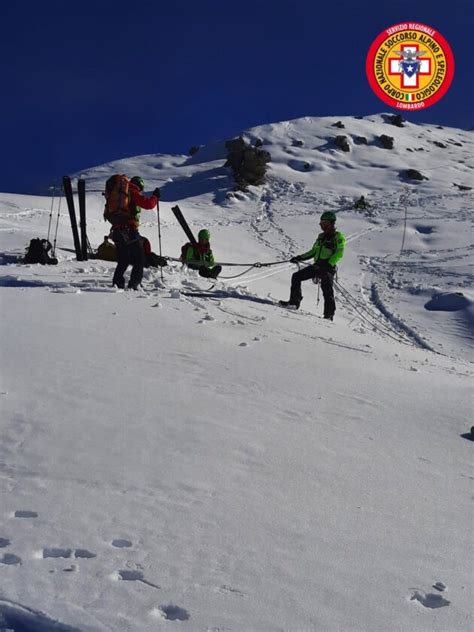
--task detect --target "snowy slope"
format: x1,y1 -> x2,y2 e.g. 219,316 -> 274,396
0,114 -> 472,631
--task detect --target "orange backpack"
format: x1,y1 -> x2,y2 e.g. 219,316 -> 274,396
103,174 -> 131,224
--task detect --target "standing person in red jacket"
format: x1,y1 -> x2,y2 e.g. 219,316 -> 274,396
112,176 -> 160,290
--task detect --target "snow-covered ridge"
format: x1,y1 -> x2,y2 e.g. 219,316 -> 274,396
76,113 -> 473,199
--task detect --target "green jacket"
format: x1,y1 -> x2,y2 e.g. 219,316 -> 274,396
186,244 -> 215,269
354,198 -> 369,209
299,230 -> 345,266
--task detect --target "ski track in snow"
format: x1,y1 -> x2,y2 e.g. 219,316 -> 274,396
1,181 -> 471,362
0,257 -> 469,359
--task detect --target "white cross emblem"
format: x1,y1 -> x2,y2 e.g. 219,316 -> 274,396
388,45 -> 431,88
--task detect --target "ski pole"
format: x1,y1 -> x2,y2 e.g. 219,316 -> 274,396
46,184 -> 56,242
156,189 -> 163,282
52,193 -> 62,258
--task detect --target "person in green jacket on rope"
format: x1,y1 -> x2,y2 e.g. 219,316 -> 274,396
182,229 -> 222,279
280,211 -> 345,320
354,195 -> 369,210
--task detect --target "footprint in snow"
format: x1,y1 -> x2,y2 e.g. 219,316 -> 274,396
117,569 -> 144,581
0,553 -> 21,565
113,569 -> 161,590
111,539 -> 133,548
0,538 -> 10,548
13,510 -> 38,518
198,314 -> 216,323
409,589 -> 450,608
151,604 -> 190,621
36,547 -> 96,559
74,549 -> 96,559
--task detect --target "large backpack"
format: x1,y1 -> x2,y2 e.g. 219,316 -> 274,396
23,238 -> 58,265
95,236 -> 117,262
103,174 -> 131,224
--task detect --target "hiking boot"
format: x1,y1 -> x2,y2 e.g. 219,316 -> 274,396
279,300 -> 300,309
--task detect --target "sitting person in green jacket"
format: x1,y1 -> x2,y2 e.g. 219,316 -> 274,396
280,211 -> 345,320
182,229 -> 222,279
354,195 -> 369,210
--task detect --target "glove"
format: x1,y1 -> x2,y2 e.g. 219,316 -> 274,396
290,256 -> 302,263
153,187 -> 161,199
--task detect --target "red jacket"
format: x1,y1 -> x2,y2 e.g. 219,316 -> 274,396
129,182 -> 158,210
118,182 -> 158,230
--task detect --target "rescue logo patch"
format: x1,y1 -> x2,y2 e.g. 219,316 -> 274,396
366,22 -> 455,110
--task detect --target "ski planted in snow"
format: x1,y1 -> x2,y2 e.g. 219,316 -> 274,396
77,178 -> 88,261
171,205 -> 197,245
62,175 -> 83,261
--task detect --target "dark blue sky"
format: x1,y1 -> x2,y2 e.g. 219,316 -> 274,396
1,0 -> 472,193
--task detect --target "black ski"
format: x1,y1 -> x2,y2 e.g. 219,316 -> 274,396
63,176 -> 83,261
77,178 -> 88,261
180,284 -> 216,296
171,205 -> 197,245
180,292 -> 218,298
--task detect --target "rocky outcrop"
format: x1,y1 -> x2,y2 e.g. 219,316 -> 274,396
378,134 -> 394,149
188,145 -> 200,156
224,137 -> 271,190
401,169 -> 428,181
332,121 -> 345,129
334,135 -> 350,152
386,114 -> 405,127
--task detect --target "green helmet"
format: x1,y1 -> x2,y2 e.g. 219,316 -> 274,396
320,211 -> 337,222
131,176 -> 145,191
198,229 -> 210,242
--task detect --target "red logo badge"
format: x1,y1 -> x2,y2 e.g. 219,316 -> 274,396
366,22 -> 455,110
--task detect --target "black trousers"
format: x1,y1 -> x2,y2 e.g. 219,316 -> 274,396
112,229 -> 145,289
188,264 -> 222,279
289,264 -> 336,318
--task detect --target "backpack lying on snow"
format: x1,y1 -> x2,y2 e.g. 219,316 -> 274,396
103,174 -> 131,224
95,236 -> 117,261
23,239 -> 58,265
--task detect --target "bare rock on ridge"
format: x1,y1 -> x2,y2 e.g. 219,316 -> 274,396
224,137 -> 271,190
334,135 -> 350,152
401,169 -> 428,181
378,134 -> 395,149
